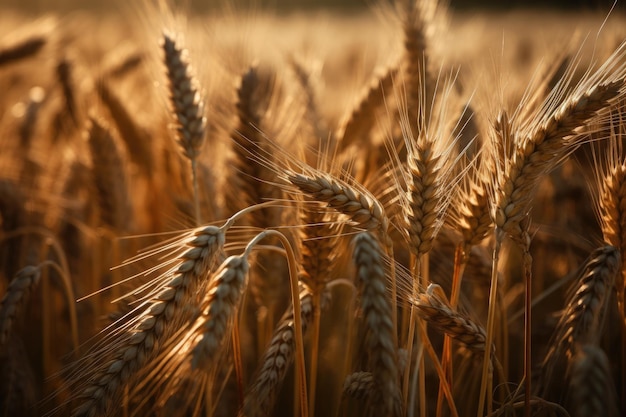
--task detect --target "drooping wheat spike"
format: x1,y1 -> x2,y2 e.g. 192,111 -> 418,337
0,35 -> 46,67
494,79 -> 625,242
565,344 -> 619,417
72,226 -> 225,417
539,245 -> 619,402
240,287 -> 317,417
339,66 -> 398,150
412,283 -> 487,353
86,117 -> 131,231
343,371 -> 375,400
298,206 -> 338,293
191,254 -> 249,370
0,266 -> 41,351
353,231 -> 402,417
403,124 -> 457,258
287,171 -> 389,235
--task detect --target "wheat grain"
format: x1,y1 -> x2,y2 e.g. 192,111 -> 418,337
288,171 -> 389,234
86,117 -> 131,231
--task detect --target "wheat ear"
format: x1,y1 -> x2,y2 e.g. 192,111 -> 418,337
0,266 -> 41,350
228,66 -> 286,336
339,66 -> 397,149
240,288 -> 316,417
565,344 -> 619,417
353,231 -> 402,417
494,80 -> 624,241
72,226 -> 224,417
412,283 -> 487,353
596,137 -> 626,409
343,371 -> 375,400
86,117 -> 131,231
56,55 -> 79,129
481,78 -> 625,417
539,245 -> 619,403
162,31 -> 206,225
191,255 -> 249,370
288,171 -> 389,234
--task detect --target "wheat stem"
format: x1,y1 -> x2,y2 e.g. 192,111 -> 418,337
478,228 -> 503,417
244,229 -> 308,417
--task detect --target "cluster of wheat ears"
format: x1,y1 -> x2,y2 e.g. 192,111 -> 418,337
0,0 -> 625,416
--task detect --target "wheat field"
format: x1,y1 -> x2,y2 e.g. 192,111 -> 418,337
0,1 -> 624,416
